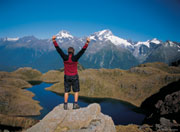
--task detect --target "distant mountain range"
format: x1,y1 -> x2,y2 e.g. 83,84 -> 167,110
0,29 -> 180,72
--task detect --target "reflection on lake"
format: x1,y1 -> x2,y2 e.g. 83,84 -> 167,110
27,82 -> 145,125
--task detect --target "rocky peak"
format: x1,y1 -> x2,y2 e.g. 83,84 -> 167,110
165,40 -> 180,48
26,103 -> 116,132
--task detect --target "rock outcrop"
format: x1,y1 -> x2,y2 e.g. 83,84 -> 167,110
26,103 -> 116,132
141,80 -> 180,131
155,90 -> 180,116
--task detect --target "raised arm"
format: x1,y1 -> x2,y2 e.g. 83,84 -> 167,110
74,38 -> 90,61
52,36 -> 67,61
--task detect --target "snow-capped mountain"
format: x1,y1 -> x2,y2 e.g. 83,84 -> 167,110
53,30 -> 84,50
89,29 -> 132,48
0,29 -> 179,72
150,38 -> 161,45
133,38 -> 163,62
144,40 -> 180,64
56,30 -> 74,42
134,38 -> 161,48
2,36 -> 51,52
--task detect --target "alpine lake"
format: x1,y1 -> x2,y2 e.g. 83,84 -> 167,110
26,82 -> 146,125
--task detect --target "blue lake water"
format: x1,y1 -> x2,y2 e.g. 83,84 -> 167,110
26,82 -> 146,125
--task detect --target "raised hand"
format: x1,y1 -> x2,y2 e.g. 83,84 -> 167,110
86,38 -> 90,44
52,36 -> 56,41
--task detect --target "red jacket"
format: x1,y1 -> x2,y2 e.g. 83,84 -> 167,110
53,40 -> 88,76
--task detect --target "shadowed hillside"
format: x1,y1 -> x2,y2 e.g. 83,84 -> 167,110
141,80 -> 180,128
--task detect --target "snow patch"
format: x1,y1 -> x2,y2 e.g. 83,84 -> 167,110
169,41 -> 175,47
27,40 -> 31,43
134,38 -> 161,48
7,37 -> 19,41
107,35 -> 132,46
98,30 -> 109,36
89,36 -> 96,40
150,38 -> 161,44
135,40 -> 150,48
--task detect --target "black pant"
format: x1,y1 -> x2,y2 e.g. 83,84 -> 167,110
64,74 -> 80,92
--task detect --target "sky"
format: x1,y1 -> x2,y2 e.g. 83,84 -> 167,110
0,0 -> 180,42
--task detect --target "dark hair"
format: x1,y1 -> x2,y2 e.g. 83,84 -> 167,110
68,47 -> 74,54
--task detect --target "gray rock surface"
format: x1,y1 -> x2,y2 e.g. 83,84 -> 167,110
155,91 -> 180,115
155,117 -> 180,132
26,103 -> 116,132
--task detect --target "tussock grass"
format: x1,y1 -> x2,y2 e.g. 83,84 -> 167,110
46,62 -> 180,106
12,67 -> 42,81
0,68 -> 43,116
116,124 -> 153,132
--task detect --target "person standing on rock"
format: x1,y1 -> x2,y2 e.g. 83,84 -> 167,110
52,35 -> 90,110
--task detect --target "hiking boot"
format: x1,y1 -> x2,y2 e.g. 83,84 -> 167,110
64,103 -> 68,110
73,103 -> 80,109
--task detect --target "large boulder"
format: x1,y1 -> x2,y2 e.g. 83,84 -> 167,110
26,103 -> 116,132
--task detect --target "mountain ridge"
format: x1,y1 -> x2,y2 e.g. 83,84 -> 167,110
0,29 -> 180,72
